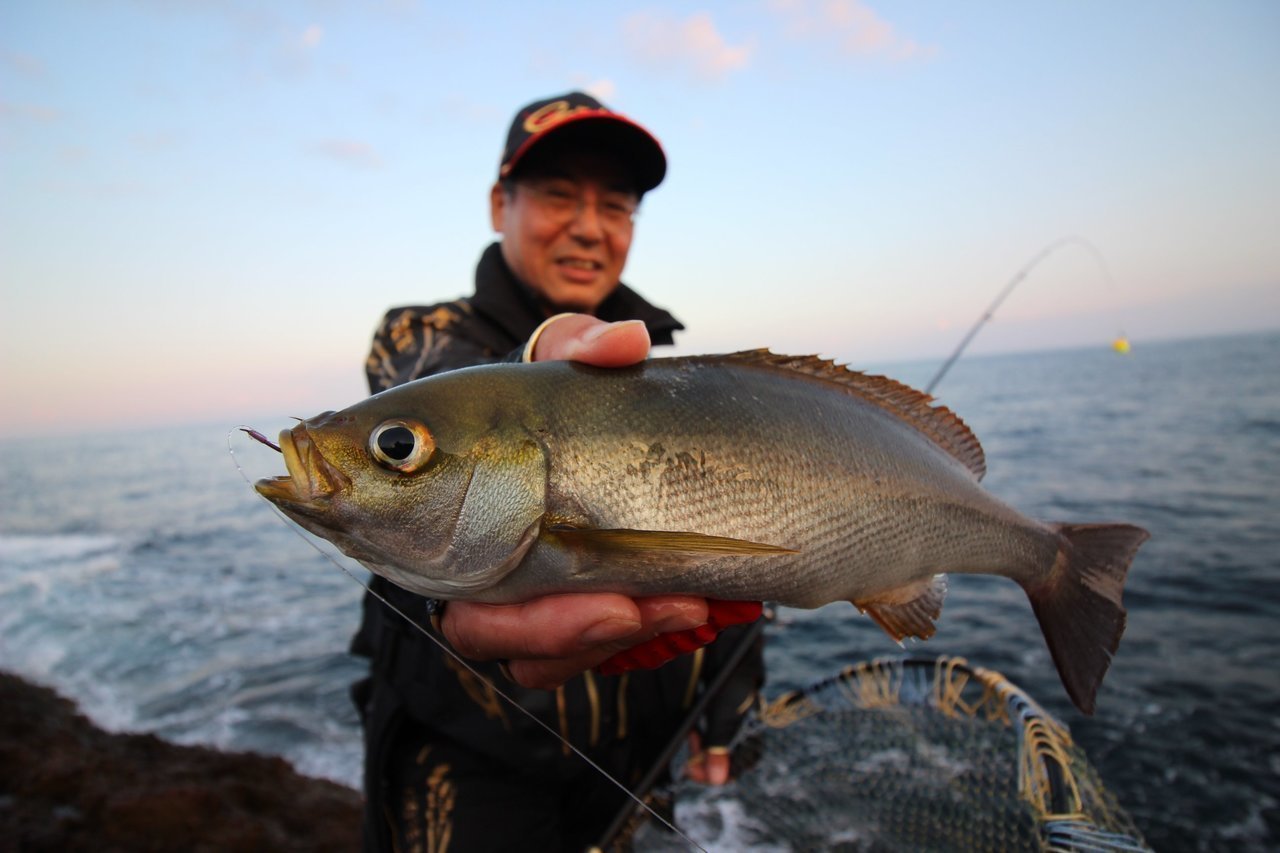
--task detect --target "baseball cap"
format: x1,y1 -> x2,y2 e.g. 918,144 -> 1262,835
499,92 -> 666,193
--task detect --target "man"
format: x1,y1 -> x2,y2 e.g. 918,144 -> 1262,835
351,92 -> 764,852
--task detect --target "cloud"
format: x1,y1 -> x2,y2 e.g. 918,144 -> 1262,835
58,146 -> 90,165
583,79 -> 618,102
40,177 -> 150,199
623,12 -> 753,82
272,22 -> 323,75
130,131 -> 181,151
311,139 -> 383,169
300,23 -> 323,49
439,95 -> 502,126
2,51 -> 45,77
769,0 -> 936,62
0,101 -> 60,123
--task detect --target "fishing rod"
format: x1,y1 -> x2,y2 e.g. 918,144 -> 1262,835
924,236 -> 1118,395
592,610 -> 771,852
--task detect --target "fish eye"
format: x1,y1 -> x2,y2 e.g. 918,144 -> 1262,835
369,419 -> 435,473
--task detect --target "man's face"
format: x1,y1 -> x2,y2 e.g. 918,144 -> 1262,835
490,149 -> 639,314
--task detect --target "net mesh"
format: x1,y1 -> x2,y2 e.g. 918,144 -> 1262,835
633,655 -> 1148,852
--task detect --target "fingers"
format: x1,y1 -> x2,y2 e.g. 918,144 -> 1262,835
529,314 -> 650,366
511,596 -> 709,688
440,595 -> 709,691
702,752 -> 732,786
684,732 -> 732,786
442,594 -> 640,662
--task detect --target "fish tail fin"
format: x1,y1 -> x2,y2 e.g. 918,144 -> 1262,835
1021,522 -> 1150,715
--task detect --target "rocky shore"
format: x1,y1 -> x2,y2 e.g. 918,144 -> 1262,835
0,671 -> 362,852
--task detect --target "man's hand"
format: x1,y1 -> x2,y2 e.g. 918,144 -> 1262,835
684,731 -> 732,786
442,593 -> 711,690
527,313 -> 651,366
436,314 -> 713,690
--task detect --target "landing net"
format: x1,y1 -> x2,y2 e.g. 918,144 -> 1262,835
634,655 -> 1149,852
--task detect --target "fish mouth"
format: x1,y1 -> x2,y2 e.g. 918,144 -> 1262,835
254,421 -> 350,508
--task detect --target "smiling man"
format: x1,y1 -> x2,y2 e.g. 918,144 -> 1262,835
492,151 -> 638,312
366,92 -> 681,388
352,92 -> 765,852
490,94 -> 664,313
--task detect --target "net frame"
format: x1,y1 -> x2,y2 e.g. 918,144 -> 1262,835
745,654 -> 1149,852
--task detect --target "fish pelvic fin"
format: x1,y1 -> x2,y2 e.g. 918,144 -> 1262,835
1022,523 -> 1150,715
715,351 -> 987,480
853,575 -> 947,643
546,525 -> 797,557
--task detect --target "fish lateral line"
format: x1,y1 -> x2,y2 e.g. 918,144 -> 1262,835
546,524 -> 798,556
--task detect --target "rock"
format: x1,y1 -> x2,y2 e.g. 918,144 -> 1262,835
0,671 -> 362,852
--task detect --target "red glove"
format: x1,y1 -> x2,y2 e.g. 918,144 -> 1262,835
595,599 -> 763,676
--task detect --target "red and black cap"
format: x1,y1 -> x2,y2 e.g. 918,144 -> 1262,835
499,91 -> 666,193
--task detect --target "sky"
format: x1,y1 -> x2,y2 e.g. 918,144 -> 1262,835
2,1 -> 1278,439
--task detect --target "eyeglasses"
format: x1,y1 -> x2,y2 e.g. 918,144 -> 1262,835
519,180 -> 639,231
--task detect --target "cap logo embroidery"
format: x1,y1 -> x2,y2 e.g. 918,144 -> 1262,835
523,100 -> 600,134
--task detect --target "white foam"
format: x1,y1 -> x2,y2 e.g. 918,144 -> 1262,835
0,532 -> 119,563
1217,793 -> 1275,843
673,796 -> 790,852
0,533 -> 120,597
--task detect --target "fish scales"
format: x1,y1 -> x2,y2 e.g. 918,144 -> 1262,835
255,351 -> 1149,713
513,357 -> 1049,606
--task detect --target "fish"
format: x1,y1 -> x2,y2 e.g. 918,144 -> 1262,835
255,351 -> 1149,714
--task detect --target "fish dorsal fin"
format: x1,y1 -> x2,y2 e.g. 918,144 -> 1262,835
715,350 -> 987,481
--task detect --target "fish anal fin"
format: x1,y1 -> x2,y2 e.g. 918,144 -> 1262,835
547,525 -> 797,557
713,351 -> 987,481
853,575 -> 947,642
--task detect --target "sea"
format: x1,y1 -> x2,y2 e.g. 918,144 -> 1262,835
1,330 -> 1277,852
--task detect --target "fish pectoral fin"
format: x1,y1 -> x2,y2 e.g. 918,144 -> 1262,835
853,574 -> 947,643
546,525 -> 797,557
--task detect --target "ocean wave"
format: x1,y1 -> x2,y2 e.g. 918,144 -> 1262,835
0,532 -> 119,562
0,533 -> 121,597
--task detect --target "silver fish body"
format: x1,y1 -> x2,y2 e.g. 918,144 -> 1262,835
256,352 -> 1148,712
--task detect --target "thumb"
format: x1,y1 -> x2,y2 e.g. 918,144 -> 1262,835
529,314 -> 650,366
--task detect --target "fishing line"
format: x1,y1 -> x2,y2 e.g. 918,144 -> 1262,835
925,235 -> 1124,395
227,427 -> 708,852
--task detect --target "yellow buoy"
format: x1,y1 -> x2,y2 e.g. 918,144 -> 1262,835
1112,336 -> 1131,354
